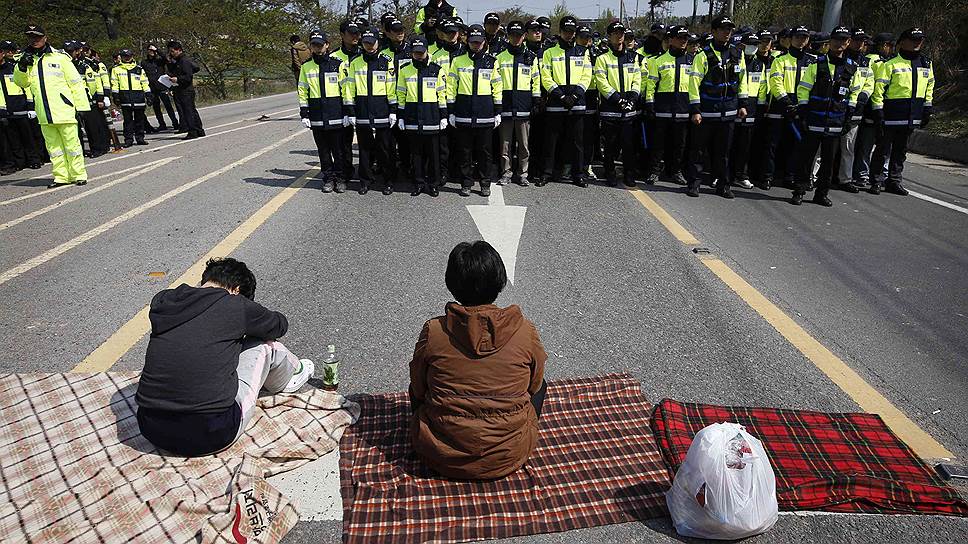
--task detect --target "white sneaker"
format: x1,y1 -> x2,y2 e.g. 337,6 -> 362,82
734,179 -> 754,189
283,359 -> 314,393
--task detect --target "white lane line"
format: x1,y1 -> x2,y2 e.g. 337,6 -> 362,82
0,131 -> 302,287
0,157 -> 178,232
0,162 -> 161,206
1,107 -> 296,185
197,92 -> 294,110
909,190 -> 968,216
267,449 -> 342,521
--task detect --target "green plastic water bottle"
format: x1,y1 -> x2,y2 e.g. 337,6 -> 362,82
322,344 -> 339,390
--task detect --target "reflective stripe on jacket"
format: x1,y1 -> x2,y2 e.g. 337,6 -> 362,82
110,62 -> 148,106
797,55 -> 862,134
541,39 -> 592,113
870,54 -> 934,127
396,60 -> 447,132
767,49 -> 815,116
645,50 -> 691,121
13,48 -> 90,125
688,44 -> 748,120
495,46 -> 540,117
343,52 -> 397,127
594,47 -> 641,120
297,55 -> 346,129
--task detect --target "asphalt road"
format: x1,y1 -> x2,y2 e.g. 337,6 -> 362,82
0,92 -> 965,542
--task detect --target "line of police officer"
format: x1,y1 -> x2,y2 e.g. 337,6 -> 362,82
295,12 -> 933,205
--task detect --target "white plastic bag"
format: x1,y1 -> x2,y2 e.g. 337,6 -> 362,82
666,422 -> 778,540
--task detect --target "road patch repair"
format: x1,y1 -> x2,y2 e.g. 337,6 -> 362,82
2,371 -> 967,542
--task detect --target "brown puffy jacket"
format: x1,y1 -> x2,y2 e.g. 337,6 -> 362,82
409,303 -> 547,480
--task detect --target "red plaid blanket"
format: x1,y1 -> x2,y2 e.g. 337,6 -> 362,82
339,373 -> 671,543
652,399 -> 968,516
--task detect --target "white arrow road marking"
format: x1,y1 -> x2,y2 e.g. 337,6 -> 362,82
466,184 -> 527,283
267,448 -> 342,520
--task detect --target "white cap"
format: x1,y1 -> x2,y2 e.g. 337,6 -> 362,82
327,344 -> 336,353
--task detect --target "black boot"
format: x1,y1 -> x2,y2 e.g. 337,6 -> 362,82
686,185 -> 700,197
885,182 -> 909,196
481,186 -> 491,197
812,193 -> 833,207
358,182 -> 369,195
790,192 -> 804,205
382,183 -> 393,195
459,186 -> 471,197
868,183 -> 881,195
411,184 -> 423,196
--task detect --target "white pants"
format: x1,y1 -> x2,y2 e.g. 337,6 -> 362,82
839,124 -> 859,182
233,340 -> 300,440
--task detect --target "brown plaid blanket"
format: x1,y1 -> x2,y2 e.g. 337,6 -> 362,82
339,373 -> 671,544
0,372 -> 360,543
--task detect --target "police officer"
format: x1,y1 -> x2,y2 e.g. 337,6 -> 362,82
447,24 -> 502,197
332,19 -> 363,183
748,29 -> 775,185
484,12 -> 507,54
854,32 -> 894,188
111,49 -> 150,147
643,25 -> 691,186
524,19 -> 547,184
577,24 -> 600,179
414,0 -> 458,34
0,40 -> 43,172
595,21 -> 641,187
834,28 -> 874,190
430,17 -> 466,186
65,41 -> 108,157
14,24 -> 91,187
396,36 -> 448,196
380,16 -> 412,182
762,25 -> 813,189
167,40 -> 205,139
639,24 -> 666,57
142,44 -> 179,132
495,20 -> 540,186
344,28 -> 397,195
730,31 -> 767,190
791,26 -> 864,206
298,31 -> 349,193
688,15 -> 748,199
868,27 -> 933,196
540,16 -> 592,187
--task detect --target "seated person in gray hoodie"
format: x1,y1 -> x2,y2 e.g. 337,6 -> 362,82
136,257 -> 314,456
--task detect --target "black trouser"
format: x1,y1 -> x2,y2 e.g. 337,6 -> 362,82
691,120 -> 734,190
173,88 -> 204,135
601,119 -> 636,182
761,117 -> 797,183
731,121 -> 755,182
392,124 -> 411,179
409,132 -> 441,188
85,107 -> 111,154
340,125 -> 355,180
121,106 -> 146,144
749,118 -> 771,181
582,113 -> 599,169
870,125 -> 912,186
456,125 -> 494,189
528,110 -> 545,180
796,131 -> 840,196
446,127 -> 460,182
650,118 -> 688,176
531,379 -> 548,420
151,90 -> 179,129
544,113 -> 584,181
1,116 -> 42,167
311,127 -> 344,180
356,125 -> 395,188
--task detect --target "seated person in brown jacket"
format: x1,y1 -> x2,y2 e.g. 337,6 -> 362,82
408,241 -> 548,480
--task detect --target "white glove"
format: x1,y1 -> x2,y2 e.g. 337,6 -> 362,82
388,113 -> 397,127
439,118 -> 447,130
301,118 -> 312,129
103,97 -> 111,108
342,115 -> 350,127
398,118 -> 406,130
494,116 -> 502,128
448,114 -> 455,127
348,116 -> 357,126
26,111 -> 37,120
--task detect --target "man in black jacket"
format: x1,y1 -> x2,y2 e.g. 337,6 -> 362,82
166,40 -> 205,139
142,44 -> 179,132
136,258 -> 314,457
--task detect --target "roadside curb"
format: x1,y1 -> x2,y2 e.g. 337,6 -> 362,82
908,130 -> 968,164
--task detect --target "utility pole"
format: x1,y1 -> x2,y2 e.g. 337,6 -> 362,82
821,0 -> 844,32
727,0 -> 734,17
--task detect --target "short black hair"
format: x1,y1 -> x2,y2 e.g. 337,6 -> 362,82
201,257 -> 257,300
445,241 -> 507,306
167,40 -> 183,50
290,34 -> 301,44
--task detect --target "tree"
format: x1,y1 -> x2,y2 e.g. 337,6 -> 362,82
548,2 -> 576,34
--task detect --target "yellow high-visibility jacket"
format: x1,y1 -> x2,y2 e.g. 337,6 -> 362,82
13,47 -> 90,125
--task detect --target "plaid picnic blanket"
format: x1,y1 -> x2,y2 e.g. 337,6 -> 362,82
0,372 -> 360,543
651,399 -> 968,516
339,373 -> 671,544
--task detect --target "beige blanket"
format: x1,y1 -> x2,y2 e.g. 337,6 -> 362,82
0,372 -> 359,543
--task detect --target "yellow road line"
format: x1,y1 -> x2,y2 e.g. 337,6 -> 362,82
73,169 -> 315,373
632,188 -> 953,459
0,157 -> 178,231
630,190 -> 700,245
0,131 -> 301,288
